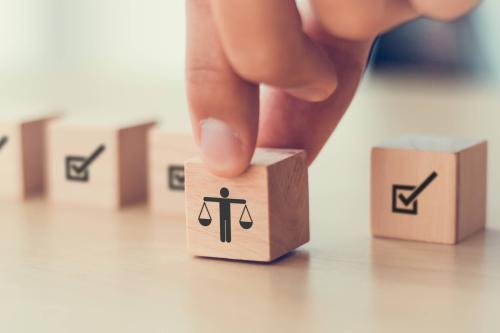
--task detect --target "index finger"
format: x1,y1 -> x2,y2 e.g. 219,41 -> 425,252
186,0 -> 259,177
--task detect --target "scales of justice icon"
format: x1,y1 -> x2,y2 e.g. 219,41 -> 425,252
198,187 -> 254,243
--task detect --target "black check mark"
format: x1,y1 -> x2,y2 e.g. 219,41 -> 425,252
71,144 -> 106,174
0,136 -> 8,150
174,173 -> 185,183
398,171 -> 438,206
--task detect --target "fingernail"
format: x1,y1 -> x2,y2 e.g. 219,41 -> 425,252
200,118 -> 244,176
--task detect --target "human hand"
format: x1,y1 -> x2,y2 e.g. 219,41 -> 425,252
186,0 -> 479,177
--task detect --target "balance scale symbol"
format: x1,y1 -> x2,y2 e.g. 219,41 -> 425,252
198,187 -> 254,243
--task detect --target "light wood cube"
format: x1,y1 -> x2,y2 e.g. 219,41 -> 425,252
0,112 -> 58,199
47,116 -> 156,209
148,130 -> 198,216
371,135 -> 487,244
185,148 -> 309,262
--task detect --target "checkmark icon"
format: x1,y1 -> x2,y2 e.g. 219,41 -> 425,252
168,165 -> 185,191
65,144 -> 106,182
71,144 -> 106,174
398,172 -> 438,206
0,136 -> 8,150
392,171 -> 438,215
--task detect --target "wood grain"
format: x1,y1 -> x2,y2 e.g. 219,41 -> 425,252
185,148 -> 309,262
0,75 -> 499,332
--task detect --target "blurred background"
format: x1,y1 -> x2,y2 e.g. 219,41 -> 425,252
0,1 -> 498,109
0,1 -> 499,231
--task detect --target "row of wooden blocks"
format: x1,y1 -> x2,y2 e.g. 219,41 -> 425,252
1,111 -> 309,261
0,112 -> 191,212
0,111 -> 488,262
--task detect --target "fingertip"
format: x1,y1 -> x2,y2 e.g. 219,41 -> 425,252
200,118 -> 254,178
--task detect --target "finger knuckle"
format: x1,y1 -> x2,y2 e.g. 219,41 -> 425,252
315,4 -> 382,40
228,45 -> 293,85
323,17 -> 380,40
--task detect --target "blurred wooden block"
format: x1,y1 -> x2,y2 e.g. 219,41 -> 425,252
371,135 -> 487,244
0,112 -> 58,199
148,129 -> 197,216
47,115 -> 156,209
185,148 -> 309,262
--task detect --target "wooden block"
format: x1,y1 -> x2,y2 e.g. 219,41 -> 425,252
185,148 -> 309,262
47,116 -> 156,209
371,135 -> 487,244
148,129 -> 198,216
0,112 -> 58,200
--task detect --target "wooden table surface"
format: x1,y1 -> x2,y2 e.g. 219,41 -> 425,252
0,74 -> 499,332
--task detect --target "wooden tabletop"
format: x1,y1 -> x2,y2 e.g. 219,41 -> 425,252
0,74 -> 499,332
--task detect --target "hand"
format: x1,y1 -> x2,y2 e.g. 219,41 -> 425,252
186,0 -> 479,177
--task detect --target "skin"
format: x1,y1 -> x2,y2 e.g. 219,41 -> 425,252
186,0 -> 480,177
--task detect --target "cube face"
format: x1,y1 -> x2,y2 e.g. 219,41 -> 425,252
0,117 -> 52,200
186,162 -> 270,261
0,122 -> 23,199
456,143 -> 487,241
21,120 -> 49,197
371,148 -> 458,244
185,148 -> 309,262
268,155 -> 309,259
48,124 -> 118,208
148,131 -> 197,216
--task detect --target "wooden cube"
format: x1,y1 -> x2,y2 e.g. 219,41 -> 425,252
185,148 -> 309,262
0,112 -> 58,199
371,135 -> 487,244
148,129 -> 198,216
47,116 -> 156,209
